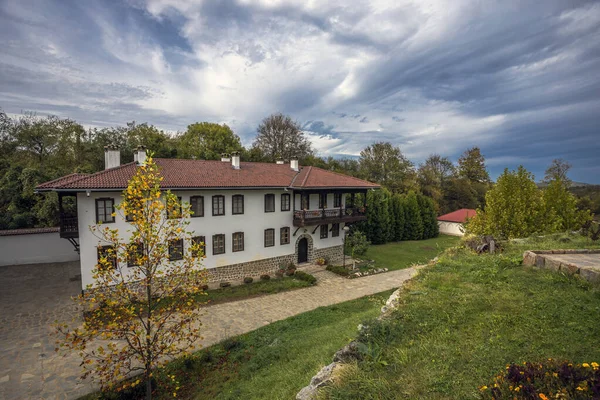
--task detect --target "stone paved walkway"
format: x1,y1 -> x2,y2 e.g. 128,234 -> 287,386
0,262 -> 417,400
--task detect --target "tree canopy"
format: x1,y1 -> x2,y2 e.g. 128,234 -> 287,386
359,142 -> 417,194
176,122 -> 243,160
252,113 -> 313,162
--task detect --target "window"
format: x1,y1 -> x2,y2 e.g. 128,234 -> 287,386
232,232 -> 244,252
320,224 -> 328,239
232,195 -> 244,215
280,227 -> 290,245
127,242 -> 144,268
334,193 -> 342,208
319,193 -> 327,209
264,228 -> 275,247
332,223 -> 340,237
97,245 -> 117,269
168,239 -> 184,261
190,196 -> 204,217
301,194 -> 310,210
167,197 -> 182,219
264,194 -> 275,212
281,193 -> 290,211
95,198 -> 115,223
191,236 -> 205,258
213,234 -> 225,255
212,195 -> 225,216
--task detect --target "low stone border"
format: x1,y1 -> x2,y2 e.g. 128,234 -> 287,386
523,249 -> 600,283
296,283 -> 406,399
347,267 -> 388,279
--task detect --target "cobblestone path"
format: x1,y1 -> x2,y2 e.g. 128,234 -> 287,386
0,262 -> 417,400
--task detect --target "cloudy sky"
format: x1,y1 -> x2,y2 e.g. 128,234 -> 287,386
1,0 -> 599,182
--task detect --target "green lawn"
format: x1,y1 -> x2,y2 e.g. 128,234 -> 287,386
83,290 -> 394,400
361,234 -> 460,271
202,276 -> 313,306
321,233 -> 600,399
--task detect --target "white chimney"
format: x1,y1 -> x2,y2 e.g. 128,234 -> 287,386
221,153 -> 231,162
231,151 -> 240,170
276,158 -> 284,165
136,145 -> 147,165
290,157 -> 299,172
104,145 -> 120,170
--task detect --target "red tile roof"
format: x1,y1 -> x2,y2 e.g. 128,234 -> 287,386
36,159 -> 380,191
35,173 -> 90,189
437,209 -> 477,223
0,227 -> 59,236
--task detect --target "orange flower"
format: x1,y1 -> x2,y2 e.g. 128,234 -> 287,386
539,394 -> 549,400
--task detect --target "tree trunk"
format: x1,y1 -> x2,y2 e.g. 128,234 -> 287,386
146,373 -> 152,400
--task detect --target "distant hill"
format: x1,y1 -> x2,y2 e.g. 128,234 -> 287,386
536,181 -> 593,188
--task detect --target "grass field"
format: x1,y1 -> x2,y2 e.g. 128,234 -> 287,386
321,233 -> 600,399
362,234 -> 460,271
84,290 -> 394,400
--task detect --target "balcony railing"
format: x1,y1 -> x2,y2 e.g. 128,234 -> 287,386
59,213 -> 79,238
293,207 -> 367,227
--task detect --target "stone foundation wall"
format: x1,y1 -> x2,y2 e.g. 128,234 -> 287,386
205,244 -> 344,283
313,245 -> 344,265
206,254 -> 296,283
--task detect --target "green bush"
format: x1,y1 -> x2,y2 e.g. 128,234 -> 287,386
480,359 -> 600,399
294,271 -> 317,285
260,274 -> 271,281
346,230 -> 370,256
326,265 -> 350,276
243,277 -> 253,284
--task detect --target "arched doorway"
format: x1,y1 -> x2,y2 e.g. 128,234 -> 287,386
298,238 -> 308,264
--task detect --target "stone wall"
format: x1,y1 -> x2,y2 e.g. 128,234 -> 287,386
205,244 -> 344,283
313,245 -> 344,265
523,249 -> 600,283
205,254 -> 296,283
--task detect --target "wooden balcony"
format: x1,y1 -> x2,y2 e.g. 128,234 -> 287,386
59,213 -> 79,238
293,207 -> 367,227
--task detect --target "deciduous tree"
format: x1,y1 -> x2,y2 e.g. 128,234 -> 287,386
543,158 -> 572,187
56,156 -> 207,399
359,142 -> 417,194
457,147 -> 491,184
252,113 -> 313,161
176,122 -> 243,160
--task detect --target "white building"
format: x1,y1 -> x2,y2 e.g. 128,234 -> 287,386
437,208 -> 477,236
37,147 -> 379,290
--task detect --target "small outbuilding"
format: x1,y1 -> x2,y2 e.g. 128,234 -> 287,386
437,209 -> 477,236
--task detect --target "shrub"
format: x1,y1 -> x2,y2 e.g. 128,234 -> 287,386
260,274 -> 271,281
316,257 -> 326,266
275,269 -> 284,278
201,284 -> 209,291
326,265 -> 350,276
346,230 -> 370,256
294,271 -> 317,285
479,359 -> 600,399
219,282 -> 231,288
285,267 -> 296,276
243,277 -> 253,284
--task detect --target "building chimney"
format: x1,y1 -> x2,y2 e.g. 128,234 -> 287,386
221,153 -> 231,162
104,145 -> 120,170
290,157 -> 299,172
231,151 -> 240,170
276,158 -> 284,165
135,145 -> 147,165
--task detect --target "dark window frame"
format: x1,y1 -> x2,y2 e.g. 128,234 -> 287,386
264,228 -> 275,247
191,236 -> 206,258
320,224 -> 328,239
264,194 -> 275,213
232,232 -> 244,252
97,245 -> 117,269
332,223 -> 340,237
190,196 -> 204,218
127,242 -> 144,268
281,193 -> 291,211
301,194 -> 310,210
319,193 -> 327,209
95,198 -> 115,224
334,193 -> 342,208
212,195 -> 225,216
280,227 -> 290,245
232,194 -> 244,215
168,239 -> 184,261
213,234 -> 225,255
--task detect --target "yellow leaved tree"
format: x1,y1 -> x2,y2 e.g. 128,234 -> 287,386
56,155 -> 207,399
